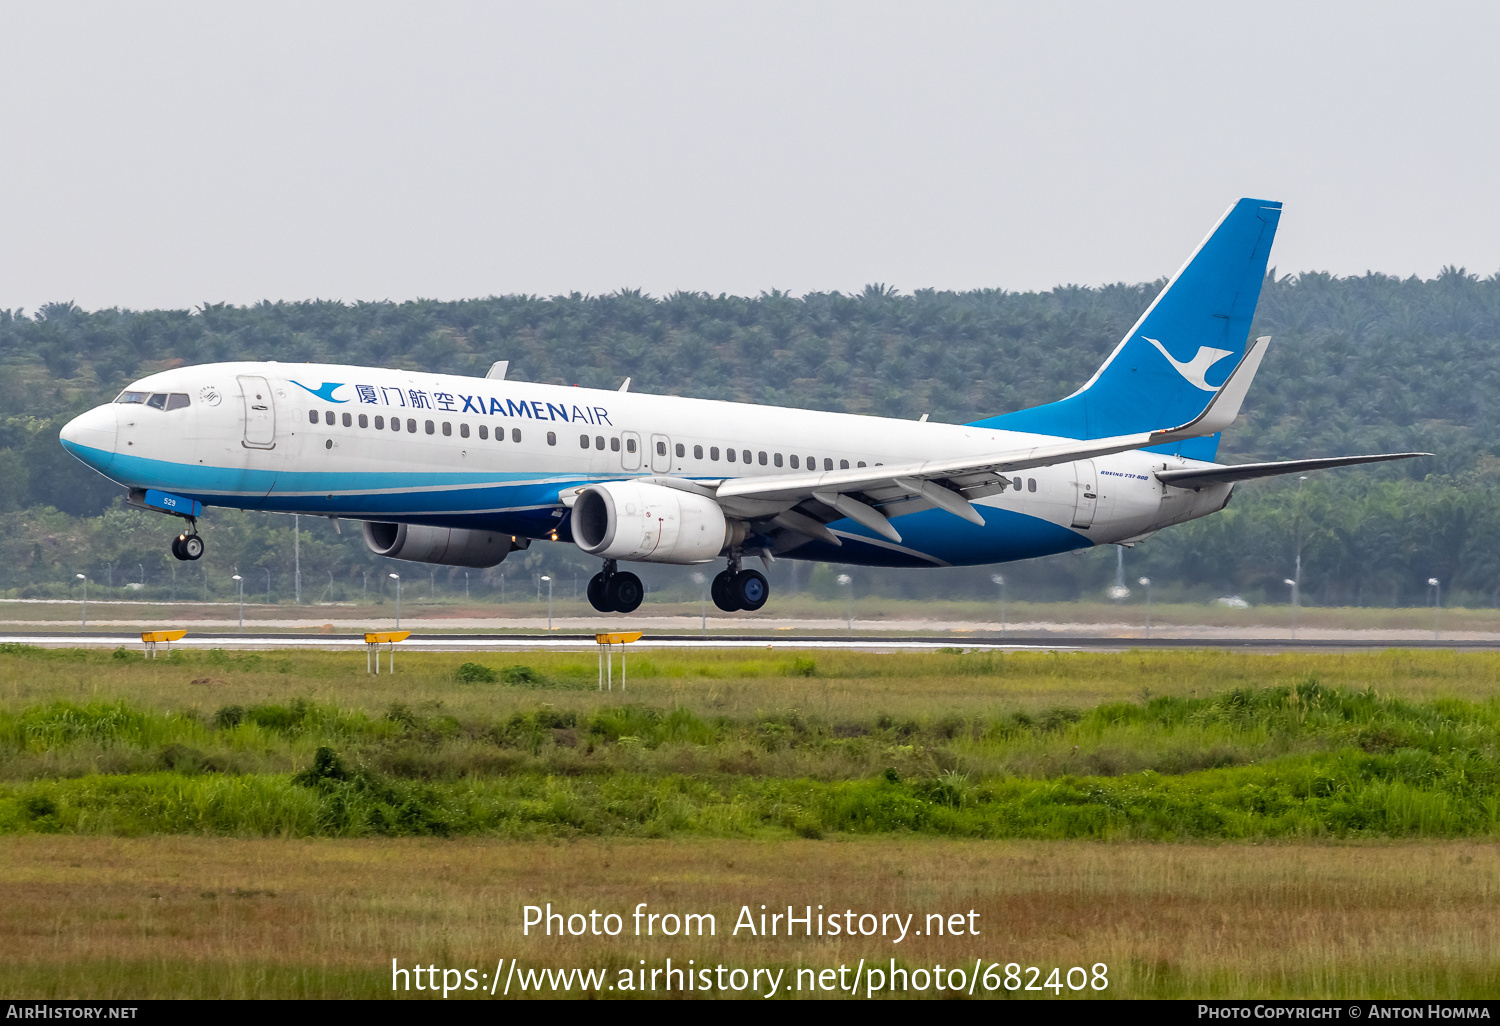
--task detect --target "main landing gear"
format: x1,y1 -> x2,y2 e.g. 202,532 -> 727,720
170,520 -> 204,562
587,560 -> 644,614
711,556 -> 768,613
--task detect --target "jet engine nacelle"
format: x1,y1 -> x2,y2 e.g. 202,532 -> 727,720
572,481 -> 730,564
361,521 -> 516,568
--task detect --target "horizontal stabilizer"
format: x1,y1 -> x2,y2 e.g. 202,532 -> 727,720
1156,452 -> 1430,488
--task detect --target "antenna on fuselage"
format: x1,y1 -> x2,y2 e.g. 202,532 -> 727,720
486,361 -> 508,380
619,377 -> 631,392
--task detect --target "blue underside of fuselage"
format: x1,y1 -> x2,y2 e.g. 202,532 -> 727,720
62,441 -> 1095,569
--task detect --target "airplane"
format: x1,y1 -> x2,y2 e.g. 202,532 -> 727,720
58,198 -> 1426,614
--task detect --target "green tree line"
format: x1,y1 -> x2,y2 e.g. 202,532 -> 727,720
2,267 -> 1497,605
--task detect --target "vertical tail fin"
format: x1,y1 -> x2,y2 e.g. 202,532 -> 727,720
975,198 -> 1282,459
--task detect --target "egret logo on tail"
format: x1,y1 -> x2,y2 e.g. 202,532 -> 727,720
1141,337 -> 1234,392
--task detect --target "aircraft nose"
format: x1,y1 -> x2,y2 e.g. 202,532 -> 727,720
59,405 -> 119,473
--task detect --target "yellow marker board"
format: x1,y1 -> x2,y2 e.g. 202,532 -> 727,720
140,630 -> 187,644
595,631 -> 643,645
364,631 -> 411,644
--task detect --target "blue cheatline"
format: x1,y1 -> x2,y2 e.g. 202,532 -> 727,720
971,197 -> 1282,463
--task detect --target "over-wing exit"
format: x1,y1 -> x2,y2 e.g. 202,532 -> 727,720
58,199 -> 1426,614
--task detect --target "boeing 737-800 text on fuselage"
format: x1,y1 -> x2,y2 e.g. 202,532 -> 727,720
58,199 -> 1425,613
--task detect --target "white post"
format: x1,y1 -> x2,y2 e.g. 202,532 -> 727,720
390,574 -> 401,628
233,573 -> 243,631
76,574 -> 86,629
1139,577 -> 1152,639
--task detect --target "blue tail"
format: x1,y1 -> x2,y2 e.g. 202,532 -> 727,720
972,198 -> 1282,460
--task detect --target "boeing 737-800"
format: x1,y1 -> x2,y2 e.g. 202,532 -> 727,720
57,199 -> 1424,614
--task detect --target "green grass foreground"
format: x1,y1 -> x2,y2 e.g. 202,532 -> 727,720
2,644 -> 1498,839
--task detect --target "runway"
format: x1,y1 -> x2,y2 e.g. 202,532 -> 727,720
2,630 -> 1494,654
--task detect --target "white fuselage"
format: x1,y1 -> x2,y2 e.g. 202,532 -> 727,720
60,361 -> 1232,569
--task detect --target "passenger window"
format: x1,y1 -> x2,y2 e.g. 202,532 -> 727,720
626,438 -> 636,453
478,425 -> 487,439
840,459 -> 849,469
790,455 -> 799,469
1028,478 -> 1037,492
742,450 -> 751,463
774,453 -> 783,467
308,410 -> 318,425
374,415 -> 384,429
807,455 -> 816,469
758,451 -> 767,465
358,414 -> 368,428
597,436 -> 606,450
547,431 -> 556,446
710,447 -> 719,461
425,420 -> 435,435
407,419 -> 417,432
325,411 -> 335,425
165,393 -> 190,411
857,461 -> 866,468
441,422 -> 452,437
656,441 -> 667,456
512,428 -> 521,443
693,445 -> 703,459
147,394 -> 168,410
824,458 -> 833,471
610,437 -> 620,452
460,423 -> 470,438
1012,477 -> 1022,490
342,412 -> 352,427
580,434 -> 590,449
727,448 -> 736,462
676,443 -> 685,457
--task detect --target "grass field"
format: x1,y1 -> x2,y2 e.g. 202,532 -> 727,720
1,644 -> 1497,998
2,836 -> 1496,999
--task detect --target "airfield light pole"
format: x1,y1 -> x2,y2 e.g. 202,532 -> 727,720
1429,578 -> 1441,640
1138,577 -> 1152,638
294,515 -> 301,603
389,573 -> 401,628
429,568 -> 436,599
265,568 -> 271,605
232,573 -> 244,632
991,574 -> 1006,634
541,576 -> 553,631
465,572 -> 470,601
838,574 -> 852,634
75,574 -> 86,629
1292,475 -> 1309,615
138,564 -> 144,591
692,572 -> 707,636
170,564 -> 176,602
362,571 -> 368,605
106,563 -> 112,590
1284,578 -> 1299,639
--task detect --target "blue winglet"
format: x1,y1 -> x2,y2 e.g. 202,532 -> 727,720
973,198 -> 1281,459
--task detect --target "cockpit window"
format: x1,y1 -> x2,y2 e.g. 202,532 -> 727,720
165,393 -> 190,411
146,394 -> 168,410
115,391 -> 149,404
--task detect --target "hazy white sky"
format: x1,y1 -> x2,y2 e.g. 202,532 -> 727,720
3,1 -> 1497,311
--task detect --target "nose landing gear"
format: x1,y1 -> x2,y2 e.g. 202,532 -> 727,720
586,559 -> 643,613
170,520 -> 204,561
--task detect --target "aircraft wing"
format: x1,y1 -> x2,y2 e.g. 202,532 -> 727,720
707,337 -> 1272,544
1155,452 -> 1430,489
